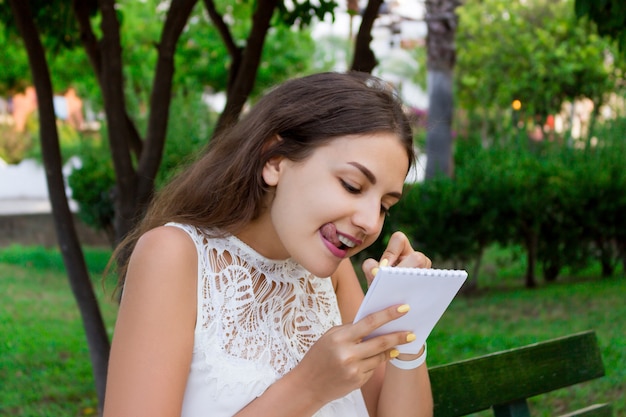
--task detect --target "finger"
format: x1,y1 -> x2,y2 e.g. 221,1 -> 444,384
358,332 -> 415,363
361,259 -> 376,286
394,250 -> 432,269
370,258 -> 388,276
360,348 -> 399,373
351,303 -> 410,340
381,232 -> 432,268
361,258 -> 381,286
379,231 -> 413,266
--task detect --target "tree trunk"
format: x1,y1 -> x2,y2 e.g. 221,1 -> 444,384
73,0 -> 144,158
618,240 -> 626,277
425,69 -> 454,178
424,0 -> 460,179
525,229 -> 537,288
597,239 -> 615,278
210,0 -> 386,135
542,262 -> 560,282
203,0 -> 243,93
98,0 -> 140,244
75,0 -> 197,245
137,0 -> 198,209
9,0 -> 110,411
350,0 -> 383,73
462,247 -> 483,294
213,0 -> 279,135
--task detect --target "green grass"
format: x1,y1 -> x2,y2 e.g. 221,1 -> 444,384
0,244 -> 624,416
428,245 -> 625,416
0,245 -> 118,417
429,277 -> 625,416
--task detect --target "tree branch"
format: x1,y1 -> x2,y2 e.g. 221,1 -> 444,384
202,0 -> 240,58
98,0 -> 140,241
214,0 -> 279,135
351,0 -> 384,73
138,0 -> 198,205
202,0 -> 243,92
72,0 -> 143,158
72,0 -> 102,82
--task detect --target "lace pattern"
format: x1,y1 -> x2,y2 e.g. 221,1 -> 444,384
198,229 -> 340,373
168,224 -> 345,398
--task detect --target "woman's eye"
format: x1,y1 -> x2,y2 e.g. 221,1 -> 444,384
341,180 -> 360,194
381,205 -> 391,216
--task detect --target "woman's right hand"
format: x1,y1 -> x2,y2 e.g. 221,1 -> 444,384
291,303 -> 414,407
362,231 -> 432,287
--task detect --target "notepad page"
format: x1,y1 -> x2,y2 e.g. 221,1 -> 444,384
353,267 -> 467,354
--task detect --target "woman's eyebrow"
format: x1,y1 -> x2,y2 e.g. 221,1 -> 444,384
348,162 -> 376,184
347,161 -> 403,199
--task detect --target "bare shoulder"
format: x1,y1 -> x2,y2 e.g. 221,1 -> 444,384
105,225 -> 198,416
123,225 -> 198,300
135,224 -> 196,257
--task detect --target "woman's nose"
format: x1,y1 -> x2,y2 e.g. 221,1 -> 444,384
352,199 -> 383,235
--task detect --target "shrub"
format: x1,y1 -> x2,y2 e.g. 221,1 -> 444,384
67,138 -> 116,245
377,119 -> 626,290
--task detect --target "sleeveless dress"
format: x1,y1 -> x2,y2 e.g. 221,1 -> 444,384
166,223 -> 370,417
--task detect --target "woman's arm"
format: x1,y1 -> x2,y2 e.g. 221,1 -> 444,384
332,258 -> 386,416
233,303 -> 415,417
233,258 -> 416,417
377,347 -> 432,417
103,226 -> 198,417
335,232 -> 434,417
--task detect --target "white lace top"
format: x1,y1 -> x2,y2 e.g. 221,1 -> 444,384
167,223 -> 369,417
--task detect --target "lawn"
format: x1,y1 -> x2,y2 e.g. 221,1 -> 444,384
0,245 -> 118,417
0,244 -> 624,416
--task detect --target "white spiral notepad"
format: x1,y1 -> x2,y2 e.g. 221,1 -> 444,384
354,267 -> 468,354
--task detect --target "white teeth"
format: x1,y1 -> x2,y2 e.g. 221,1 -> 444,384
338,235 -> 356,248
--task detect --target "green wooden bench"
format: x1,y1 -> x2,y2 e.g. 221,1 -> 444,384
429,330 -> 611,417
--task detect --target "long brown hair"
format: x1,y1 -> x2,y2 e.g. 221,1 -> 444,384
113,71 -> 415,284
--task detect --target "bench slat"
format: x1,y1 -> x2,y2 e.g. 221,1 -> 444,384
429,330 -> 605,417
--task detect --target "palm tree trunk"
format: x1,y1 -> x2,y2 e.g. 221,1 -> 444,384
424,0 -> 461,179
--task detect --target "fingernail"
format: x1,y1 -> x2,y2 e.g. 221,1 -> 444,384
397,304 -> 410,313
380,258 -> 389,267
406,333 -> 416,342
371,267 -> 379,276
389,349 -> 400,358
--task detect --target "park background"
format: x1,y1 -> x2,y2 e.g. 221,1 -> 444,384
0,0 -> 624,416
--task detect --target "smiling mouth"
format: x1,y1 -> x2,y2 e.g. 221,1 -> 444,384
338,234 -> 356,249
321,223 -> 358,250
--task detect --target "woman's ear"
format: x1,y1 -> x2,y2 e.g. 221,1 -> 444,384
261,135 -> 284,186
262,155 -> 284,186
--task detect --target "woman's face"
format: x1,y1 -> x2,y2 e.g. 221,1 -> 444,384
242,132 -> 409,278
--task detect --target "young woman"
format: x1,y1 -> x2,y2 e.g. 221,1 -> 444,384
103,72 -> 433,417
